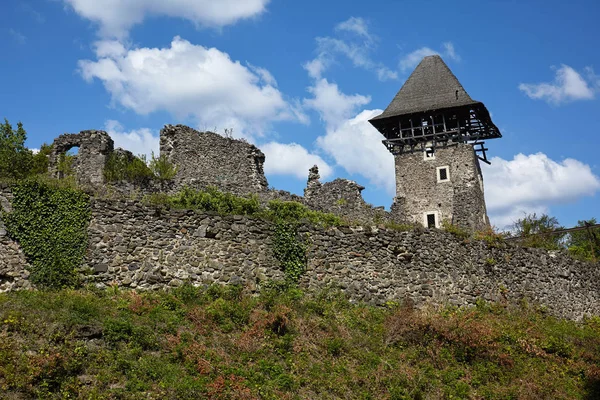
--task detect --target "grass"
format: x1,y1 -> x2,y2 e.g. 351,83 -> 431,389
1,286 -> 599,399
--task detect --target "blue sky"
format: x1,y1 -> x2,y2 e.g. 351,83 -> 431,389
2,0 -> 599,229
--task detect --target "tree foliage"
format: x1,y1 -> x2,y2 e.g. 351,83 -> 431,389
0,119 -> 33,180
511,213 -> 565,250
567,218 -> 600,262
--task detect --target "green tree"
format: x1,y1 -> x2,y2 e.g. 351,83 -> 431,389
567,218 -> 600,262
511,213 -> 565,250
0,118 -> 34,180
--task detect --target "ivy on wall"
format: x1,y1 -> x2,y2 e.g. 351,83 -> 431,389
2,180 -> 91,288
272,220 -> 306,283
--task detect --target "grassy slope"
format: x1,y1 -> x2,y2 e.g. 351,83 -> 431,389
1,286 -> 599,400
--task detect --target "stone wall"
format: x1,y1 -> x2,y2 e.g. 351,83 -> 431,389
394,143 -> 488,231
83,199 -> 284,290
0,185 -> 31,292
304,166 -> 388,223
160,125 -> 268,195
49,130 -> 114,186
1,186 -> 598,321
78,199 -> 599,320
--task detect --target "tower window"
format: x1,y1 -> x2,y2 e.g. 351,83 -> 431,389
423,211 -> 439,229
423,148 -> 435,160
437,166 -> 450,182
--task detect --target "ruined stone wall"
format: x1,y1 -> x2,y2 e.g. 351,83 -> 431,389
304,166 -> 388,223
84,199 -> 284,290
0,185 -> 31,292
77,200 -> 599,320
0,194 -> 598,319
395,143 -> 488,231
49,130 -> 114,186
160,125 -> 268,195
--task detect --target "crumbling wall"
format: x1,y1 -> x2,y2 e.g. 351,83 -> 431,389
77,200 -> 600,320
160,125 -> 268,195
304,166 -> 388,223
0,185 -> 32,292
49,130 -> 114,186
394,143 -> 488,231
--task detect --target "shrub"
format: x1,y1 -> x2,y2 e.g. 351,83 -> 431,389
149,152 -> 177,181
168,186 -> 261,215
442,220 -> 470,240
103,152 -> 154,184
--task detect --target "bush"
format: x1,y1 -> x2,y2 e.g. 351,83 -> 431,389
103,152 -> 154,184
149,152 -> 177,181
168,186 -> 261,215
2,180 -> 91,288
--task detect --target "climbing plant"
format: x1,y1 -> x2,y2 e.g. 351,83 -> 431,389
272,220 -> 307,283
2,180 -> 91,288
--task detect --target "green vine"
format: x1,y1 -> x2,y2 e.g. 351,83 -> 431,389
272,220 -> 306,284
2,180 -> 91,289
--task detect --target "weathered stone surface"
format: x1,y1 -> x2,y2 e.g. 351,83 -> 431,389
394,143 -> 488,231
78,197 -> 599,321
160,125 -> 268,195
49,130 -> 114,186
304,165 -> 389,224
0,187 -> 33,292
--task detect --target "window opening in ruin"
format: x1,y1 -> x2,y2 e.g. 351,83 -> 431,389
424,147 -> 435,160
57,146 -> 79,179
437,166 -> 450,182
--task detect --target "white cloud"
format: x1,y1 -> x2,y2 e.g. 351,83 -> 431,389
79,37 -> 304,139
315,109 -> 395,195
304,78 -> 371,130
62,0 -> 270,37
399,42 -> 460,71
335,17 -> 372,40
519,65 -> 597,104
308,17 -> 397,81
442,42 -> 460,61
482,153 -> 600,229
261,142 -> 334,180
303,72 -> 393,193
9,29 -> 26,45
104,120 -> 159,159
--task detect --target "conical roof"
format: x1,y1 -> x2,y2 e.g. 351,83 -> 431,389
371,55 -> 480,121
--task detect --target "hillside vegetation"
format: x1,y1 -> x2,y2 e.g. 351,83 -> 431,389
1,286 -> 599,399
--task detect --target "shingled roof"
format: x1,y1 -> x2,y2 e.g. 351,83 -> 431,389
371,55 -> 481,121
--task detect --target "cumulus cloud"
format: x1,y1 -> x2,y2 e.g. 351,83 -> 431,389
79,37 -> 305,139
399,42 -> 460,71
262,142 -> 334,180
302,60 -> 393,193
304,78 -> 371,130
62,0 -> 270,37
519,65 -> 597,105
104,120 -> 159,159
482,153 -> 600,228
315,109 -> 395,194
307,17 -> 397,81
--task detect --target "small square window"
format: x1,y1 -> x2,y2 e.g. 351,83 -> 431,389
439,168 -> 447,180
423,148 -> 435,160
437,166 -> 450,182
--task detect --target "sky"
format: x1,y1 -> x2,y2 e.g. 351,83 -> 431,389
1,0 -> 599,229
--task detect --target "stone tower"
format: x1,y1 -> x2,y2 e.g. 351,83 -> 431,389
369,55 -> 502,231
